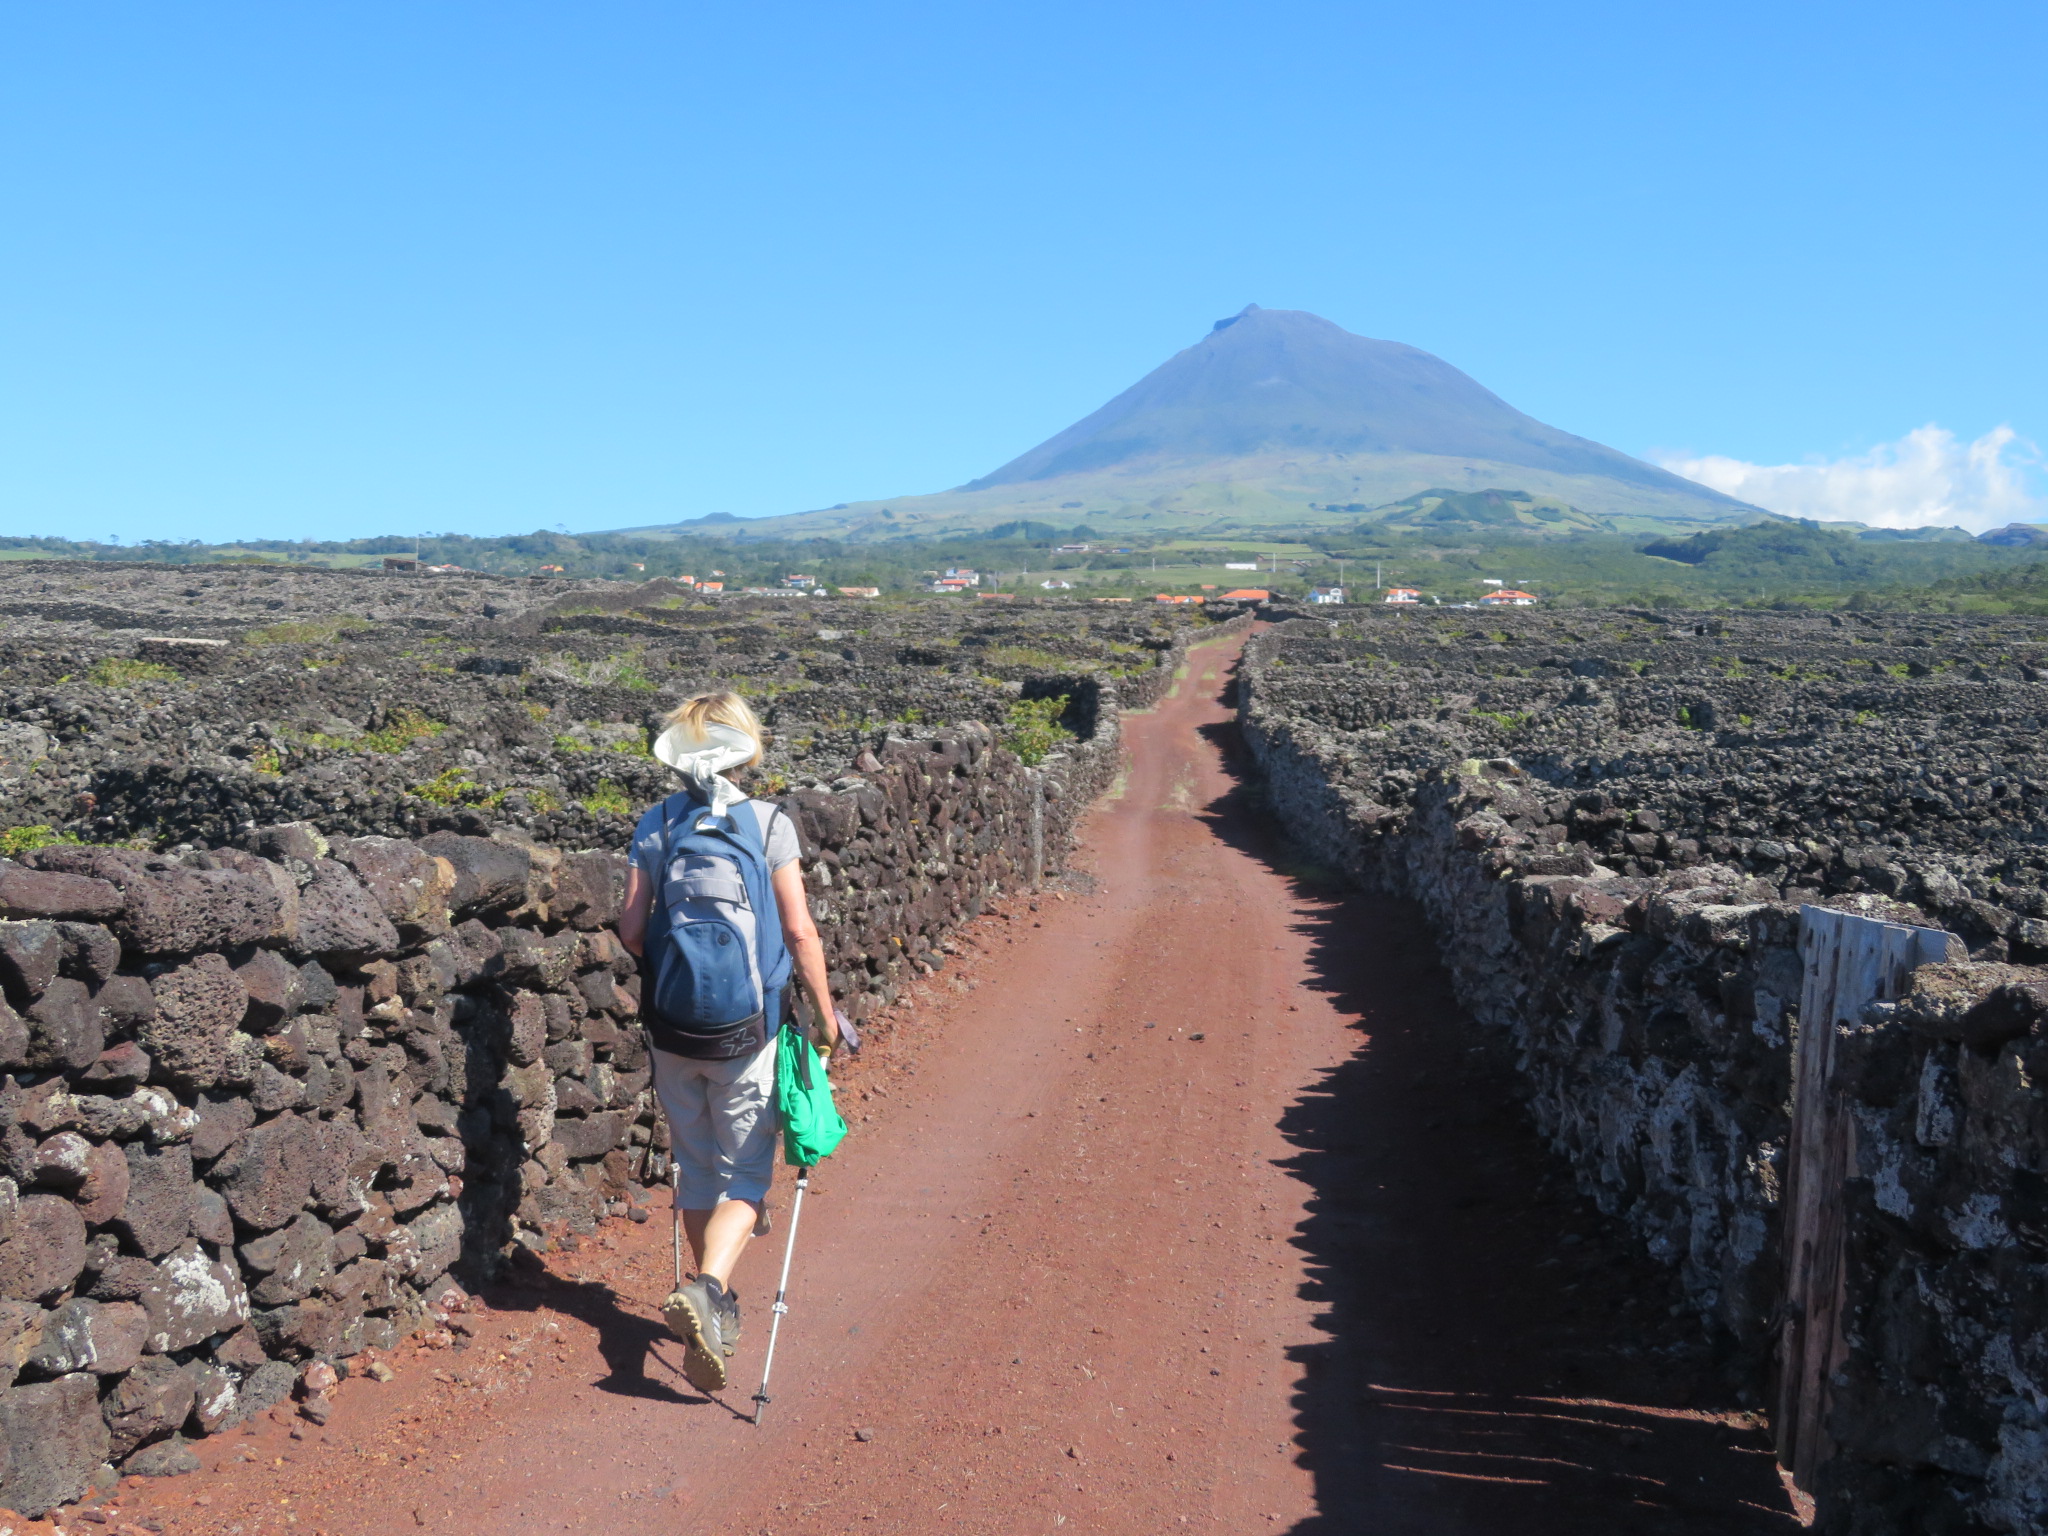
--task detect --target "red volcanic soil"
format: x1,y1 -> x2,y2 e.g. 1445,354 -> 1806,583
78,628 -> 1801,1536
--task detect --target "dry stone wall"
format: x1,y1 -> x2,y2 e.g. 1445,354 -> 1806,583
0,562 -> 1245,1516
1239,607 -> 2048,1536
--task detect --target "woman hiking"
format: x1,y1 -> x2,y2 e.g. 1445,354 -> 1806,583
617,691 -> 840,1394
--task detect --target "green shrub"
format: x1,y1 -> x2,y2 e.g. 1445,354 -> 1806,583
409,768 -> 503,807
360,708 -> 446,753
0,825 -> 82,858
581,780 -> 633,816
1004,695 -> 1076,766
86,657 -> 180,688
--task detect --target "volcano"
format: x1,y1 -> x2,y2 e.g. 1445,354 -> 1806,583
964,305 -> 1737,509
625,306 -> 1755,541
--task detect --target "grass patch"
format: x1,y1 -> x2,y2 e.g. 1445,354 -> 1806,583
979,644 -> 1070,671
1004,695 -> 1076,766
86,657 -> 181,688
360,708 -> 446,753
244,615 -> 371,646
1469,709 -> 1533,731
534,652 -> 656,691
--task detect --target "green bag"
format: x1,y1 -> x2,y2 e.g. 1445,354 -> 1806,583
775,1023 -> 847,1168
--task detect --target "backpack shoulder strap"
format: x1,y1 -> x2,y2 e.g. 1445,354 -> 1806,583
725,799 -> 771,859
652,792 -> 704,914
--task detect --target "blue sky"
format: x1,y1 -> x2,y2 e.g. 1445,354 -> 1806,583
2,1 -> 2042,542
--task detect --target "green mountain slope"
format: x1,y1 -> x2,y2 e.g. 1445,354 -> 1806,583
1365,487 -> 1612,536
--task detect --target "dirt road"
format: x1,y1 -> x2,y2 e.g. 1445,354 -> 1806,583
115,629 -> 1802,1535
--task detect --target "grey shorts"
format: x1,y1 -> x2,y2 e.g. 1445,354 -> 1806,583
650,1038 -> 778,1209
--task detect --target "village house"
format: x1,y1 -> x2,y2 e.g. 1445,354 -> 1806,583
1221,588 -> 1271,601
1479,588 -> 1539,606
1308,586 -> 1344,604
1383,586 -> 1421,605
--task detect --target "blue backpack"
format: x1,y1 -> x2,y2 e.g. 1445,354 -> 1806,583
644,792 -> 793,1060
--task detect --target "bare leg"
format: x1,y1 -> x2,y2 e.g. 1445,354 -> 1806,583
680,1199 -> 761,1287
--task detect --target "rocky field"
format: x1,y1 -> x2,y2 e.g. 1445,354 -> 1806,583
1241,606 -> 2048,1535
0,562 -> 1207,855
0,561 -> 1244,1518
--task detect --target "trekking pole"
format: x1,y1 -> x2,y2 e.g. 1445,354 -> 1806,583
671,1162 -> 683,1291
751,1163 -> 812,1425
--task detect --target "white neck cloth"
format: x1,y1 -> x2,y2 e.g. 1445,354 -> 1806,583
651,719 -> 756,819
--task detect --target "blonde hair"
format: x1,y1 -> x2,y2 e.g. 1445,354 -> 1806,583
664,691 -> 765,770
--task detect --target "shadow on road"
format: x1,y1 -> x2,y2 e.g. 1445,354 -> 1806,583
1189,687 -> 1801,1534
484,1260 -> 732,1412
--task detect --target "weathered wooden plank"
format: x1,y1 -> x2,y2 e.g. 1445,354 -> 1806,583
1777,905 -> 1953,1489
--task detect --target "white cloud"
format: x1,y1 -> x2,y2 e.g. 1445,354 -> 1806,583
1654,425 -> 2046,533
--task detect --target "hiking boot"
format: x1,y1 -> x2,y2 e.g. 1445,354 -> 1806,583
716,1288 -> 742,1353
661,1278 -> 728,1392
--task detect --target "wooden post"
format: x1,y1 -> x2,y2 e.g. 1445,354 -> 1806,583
1777,905 -> 1954,1490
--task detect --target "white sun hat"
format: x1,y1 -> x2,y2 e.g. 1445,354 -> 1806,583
651,718 -> 756,818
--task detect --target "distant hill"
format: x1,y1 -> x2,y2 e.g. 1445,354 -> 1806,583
621,306 -> 1760,543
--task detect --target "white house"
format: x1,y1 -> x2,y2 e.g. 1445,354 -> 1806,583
1308,586 -> 1345,604
1479,588 -> 1539,606
1383,587 -> 1421,605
